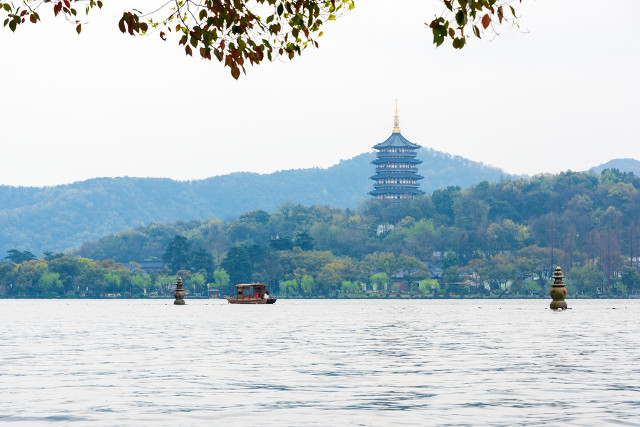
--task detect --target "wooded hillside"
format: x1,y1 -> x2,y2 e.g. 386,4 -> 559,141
0,148 -> 508,254
3,168 -> 638,299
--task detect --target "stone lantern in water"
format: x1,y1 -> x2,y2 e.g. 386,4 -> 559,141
550,264 -> 567,310
174,276 -> 186,305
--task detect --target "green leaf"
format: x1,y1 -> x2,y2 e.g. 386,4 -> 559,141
432,27 -> 445,47
76,24 -> 81,34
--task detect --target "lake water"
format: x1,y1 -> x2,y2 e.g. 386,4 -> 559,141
1,299 -> 638,426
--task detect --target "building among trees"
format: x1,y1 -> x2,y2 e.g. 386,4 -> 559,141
369,104 -> 425,200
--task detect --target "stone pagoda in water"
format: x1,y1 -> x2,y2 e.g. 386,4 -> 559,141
549,264 -> 568,310
369,102 -> 424,201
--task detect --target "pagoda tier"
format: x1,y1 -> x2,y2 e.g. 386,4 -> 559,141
371,157 -> 422,165
369,103 -> 424,201
372,180 -> 422,188
369,172 -> 425,180
375,151 -> 420,159
370,187 -> 423,196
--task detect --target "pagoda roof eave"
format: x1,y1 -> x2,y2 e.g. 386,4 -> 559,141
370,168 -> 423,174
370,174 -> 425,180
369,188 -> 425,195
372,158 -> 422,165
373,132 -> 421,150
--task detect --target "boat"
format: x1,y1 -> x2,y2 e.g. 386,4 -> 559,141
225,283 -> 276,304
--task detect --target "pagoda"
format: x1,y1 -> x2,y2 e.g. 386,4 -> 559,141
369,103 -> 424,201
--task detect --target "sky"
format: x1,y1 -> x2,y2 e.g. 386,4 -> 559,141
1,0 -> 639,187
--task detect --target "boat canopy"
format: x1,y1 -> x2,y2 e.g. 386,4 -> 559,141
235,284 -> 266,288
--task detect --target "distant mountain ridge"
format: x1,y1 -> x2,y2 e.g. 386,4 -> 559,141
5,150 -> 635,256
589,158 -> 640,177
0,147 -> 512,254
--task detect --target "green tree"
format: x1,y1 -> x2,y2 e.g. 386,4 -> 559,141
516,246 -> 552,284
316,258 -> 358,295
37,272 -> 64,297
418,278 -> 440,294
280,279 -> 298,297
43,252 -> 65,261
187,272 -> 207,296
221,245 -> 252,285
293,231 -> 315,251
270,237 -> 294,251
48,256 -> 85,294
4,249 -> 36,264
78,264 -> 107,297
130,274 -> 152,296
212,268 -> 231,296
162,235 -> 191,273
0,261 -> 16,296
396,254 -> 429,287
480,254 -> 515,294
340,280 -> 361,293
12,260 -> 48,295
190,248 -> 215,276
239,210 -> 270,224
620,267 -> 640,295
369,272 -> 389,292
299,275 -> 316,296
510,279 -> 541,296
364,252 -> 397,278
565,264 -> 604,296
155,274 -> 177,296
104,272 -> 122,294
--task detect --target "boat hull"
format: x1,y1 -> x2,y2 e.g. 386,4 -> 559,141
225,297 -> 277,304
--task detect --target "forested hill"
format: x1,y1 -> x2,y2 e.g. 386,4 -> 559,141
0,148 -> 509,255
2,168 -> 640,299
590,159 -> 640,177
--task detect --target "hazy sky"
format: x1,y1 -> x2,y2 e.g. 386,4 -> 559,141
1,0 -> 639,186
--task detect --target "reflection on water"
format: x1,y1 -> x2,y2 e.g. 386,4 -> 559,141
1,299 -> 639,425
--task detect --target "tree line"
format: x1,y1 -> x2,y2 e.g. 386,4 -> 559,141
2,169 -> 639,298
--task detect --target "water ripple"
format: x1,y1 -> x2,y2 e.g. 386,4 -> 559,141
1,299 -> 639,426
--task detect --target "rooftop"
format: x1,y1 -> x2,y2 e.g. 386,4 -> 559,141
373,132 -> 421,150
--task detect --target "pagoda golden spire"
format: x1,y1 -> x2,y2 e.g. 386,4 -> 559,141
392,99 -> 401,134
